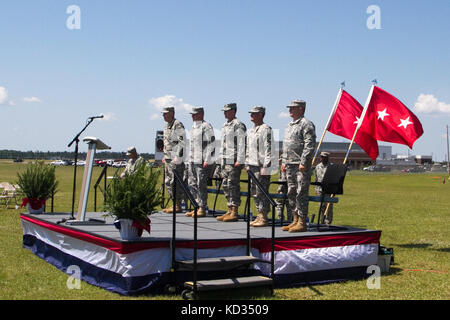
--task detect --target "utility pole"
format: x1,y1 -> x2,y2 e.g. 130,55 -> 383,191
447,125 -> 449,177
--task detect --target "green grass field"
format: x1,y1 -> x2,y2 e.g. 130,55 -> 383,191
0,160 -> 449,300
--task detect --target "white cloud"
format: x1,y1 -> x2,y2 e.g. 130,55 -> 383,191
149,113 -> 160,121
0,87 -> 8,104
278,111 -> 290,118
148,94 -> 196,112
414,94 -> 450,114
23,96 -> 41,103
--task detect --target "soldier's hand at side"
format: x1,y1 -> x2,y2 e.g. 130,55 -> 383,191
162,159 -> 166,164
299,164 -> 306,172
234,162 -> 240,167
202,162 -> 208,169
281,164 -> 286,172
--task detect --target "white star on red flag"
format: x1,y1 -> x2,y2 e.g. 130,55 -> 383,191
358,86 -> 424,149
398,116 -> 413,129
377,108 -> 389,121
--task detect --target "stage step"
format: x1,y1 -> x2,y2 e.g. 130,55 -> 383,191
177,255 -> 262,271
184,276 -> 273,292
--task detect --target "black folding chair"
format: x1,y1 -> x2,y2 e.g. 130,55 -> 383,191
310,164 -> 347,231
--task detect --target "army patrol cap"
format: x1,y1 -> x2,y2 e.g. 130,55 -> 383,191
162,106 -> 175,113
222,103 -> 237,111
320,151 -> 330,157
248,106 -> 266,114
286,100 -> 306,108
190,107 -> 204,114
126,146 -> 137,155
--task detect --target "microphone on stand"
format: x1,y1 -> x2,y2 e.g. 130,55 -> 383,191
88,115 -> 104,120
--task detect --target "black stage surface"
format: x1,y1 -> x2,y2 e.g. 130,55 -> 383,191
32,211 -> 378,242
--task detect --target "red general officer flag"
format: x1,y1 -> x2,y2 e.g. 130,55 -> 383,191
359,86 -> 424,149
328,90 -> 379,160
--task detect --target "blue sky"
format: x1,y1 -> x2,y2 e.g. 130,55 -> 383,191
1,1 -> 449,160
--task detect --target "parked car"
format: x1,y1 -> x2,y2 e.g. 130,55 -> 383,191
50,160 -> 68,166
112,161 -> 127,168
95,159 -> 107,166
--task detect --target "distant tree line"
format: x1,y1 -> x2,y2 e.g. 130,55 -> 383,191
0,150 -> 155,160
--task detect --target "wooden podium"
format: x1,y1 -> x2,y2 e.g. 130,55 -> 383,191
67,136 -> 111,225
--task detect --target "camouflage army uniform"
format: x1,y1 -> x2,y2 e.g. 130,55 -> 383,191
282,117 -> 316,219
163,118 -> 186,201
121,156 -> 144,177
246,123 -> 273,215
220,118 -> 246,207
188,119 -> 215,208
314,162 -> 333,224
275,168 -> 293,220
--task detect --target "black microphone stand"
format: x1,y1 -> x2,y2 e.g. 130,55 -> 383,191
67,117 -> 96,220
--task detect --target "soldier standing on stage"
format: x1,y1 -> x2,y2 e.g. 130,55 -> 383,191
275,158 -> 293,222
245,106 -> 274,228
314,151 -> 333,225
216,103 -> 247,222
281,100 -> 316,232
161,106 -> 186,214
185,107 -> 216,218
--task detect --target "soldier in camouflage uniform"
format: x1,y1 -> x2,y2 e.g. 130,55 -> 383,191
281,100 -> 316,232
120,146 -> 145,178
275,160 -> 293,222
314,151 -> 333,225
185,107 -> 216,218
216,103 -> 247,222
245,106 -> 274,227
161,106 -> 186,214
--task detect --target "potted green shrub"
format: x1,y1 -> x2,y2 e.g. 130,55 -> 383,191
17,161 -> 59,214
104,163 -> 161,240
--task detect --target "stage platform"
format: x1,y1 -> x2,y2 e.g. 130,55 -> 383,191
21,211 -> 381,296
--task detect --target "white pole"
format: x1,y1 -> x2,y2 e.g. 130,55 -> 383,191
447,124 -> 449,177
343,84 -> 376,165
312,87 -> 344,164
77,142 -> 97,221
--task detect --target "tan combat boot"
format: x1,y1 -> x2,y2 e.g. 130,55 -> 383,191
281,214 -> 298,231
185,209 -> 195,217
251,212 -> 268,227
196,207 -> 207,218
187,207 -> 206,218
163,202 -> 182,214
289,216 -> 307,233
216,206 -> 231,221
223,206 -> 239,222
250,214 -> 261,227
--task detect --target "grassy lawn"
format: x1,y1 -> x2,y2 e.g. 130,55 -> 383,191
0,160 -> 449,300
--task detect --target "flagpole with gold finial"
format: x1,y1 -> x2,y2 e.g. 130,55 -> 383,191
342,80 -> 377,165
322,80 -> 377,223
